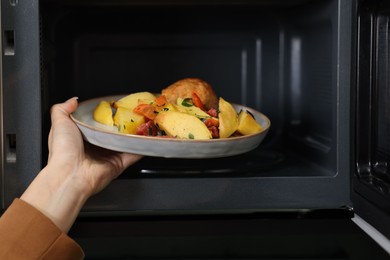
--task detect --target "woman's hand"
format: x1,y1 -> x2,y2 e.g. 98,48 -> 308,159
47,97 -> 142,196
21,97 -> 142,232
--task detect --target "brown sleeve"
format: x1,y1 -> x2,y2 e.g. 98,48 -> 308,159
0,198 -> 84,260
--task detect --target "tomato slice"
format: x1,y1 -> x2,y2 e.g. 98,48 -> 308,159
133,104 -> 157,120
191,92 -> 206,111
154,95 -> 167,107
204,117 -> 219,127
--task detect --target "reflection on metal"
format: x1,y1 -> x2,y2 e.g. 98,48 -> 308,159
255,38 -> 262,109
353,214 -> 390,255
291,37 -> 302,125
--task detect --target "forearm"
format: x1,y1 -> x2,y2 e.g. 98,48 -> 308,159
20,164 -> 89,233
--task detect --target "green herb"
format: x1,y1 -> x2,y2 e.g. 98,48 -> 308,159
181,98 -> 194,107
188,133 -> 194,139
163,107 -> 169,111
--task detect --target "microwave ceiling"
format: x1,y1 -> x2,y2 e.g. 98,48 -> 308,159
40,0 -> 313,7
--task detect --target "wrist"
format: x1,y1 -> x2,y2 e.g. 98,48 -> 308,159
20,165 -> 89,233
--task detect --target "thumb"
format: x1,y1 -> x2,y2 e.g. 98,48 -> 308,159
48,97 -> 80,160
50,97 -> 79,122
62,97 -> 79,114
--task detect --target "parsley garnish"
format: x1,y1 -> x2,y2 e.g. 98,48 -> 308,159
181,98 -> 194,107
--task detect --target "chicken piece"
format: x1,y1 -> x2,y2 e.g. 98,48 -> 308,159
162,78 -> 218,110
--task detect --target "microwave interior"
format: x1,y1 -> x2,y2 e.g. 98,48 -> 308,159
2,0 -> 353,215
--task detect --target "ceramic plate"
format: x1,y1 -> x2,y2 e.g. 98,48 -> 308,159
71,95 -> 271,158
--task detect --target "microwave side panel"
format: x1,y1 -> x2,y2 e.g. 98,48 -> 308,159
1,0 -> 42,210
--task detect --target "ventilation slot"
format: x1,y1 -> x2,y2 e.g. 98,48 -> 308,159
3,30 -> 15,56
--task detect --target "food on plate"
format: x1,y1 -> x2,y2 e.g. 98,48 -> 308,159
175,97 -> 210,119
153,95 -> 177,113
92,78 -> 265,139
113,107 -> 145,134
218,97 -> 239,138
114,91 -> 156,110
162,78 -> 218,110
93,100 -> 114,126
154,111 -> 212,140
237,110 -> 263,135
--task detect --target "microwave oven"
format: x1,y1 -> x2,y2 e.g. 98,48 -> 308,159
1,0 -> 390,257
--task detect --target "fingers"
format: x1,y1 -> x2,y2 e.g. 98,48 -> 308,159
120,153 -> 143,170
84,142 -> 143,175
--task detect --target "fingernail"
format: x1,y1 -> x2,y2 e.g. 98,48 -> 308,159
66,97 -> 79,103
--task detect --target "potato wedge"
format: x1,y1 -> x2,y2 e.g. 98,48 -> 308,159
113,107 -> 145,134
93,100 -> 114,126
218,97 -> 239,138
237,110 -> 263,135
114,92 -> 156,110
154,111 -> 212,139
176,97 -> 210,119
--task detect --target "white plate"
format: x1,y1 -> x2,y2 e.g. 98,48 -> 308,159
71,95 -> 271,158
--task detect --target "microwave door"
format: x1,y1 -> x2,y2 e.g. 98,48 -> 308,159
352,0 -> 390,254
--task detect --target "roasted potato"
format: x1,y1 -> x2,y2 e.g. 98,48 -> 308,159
93,100 -> 114,126
113,107 -> 145,134
176,97 -> 210,119
237,110 -> 263,135
154,111 -> 212,139
114,92 -> 156,110
218,97 -> 239,138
